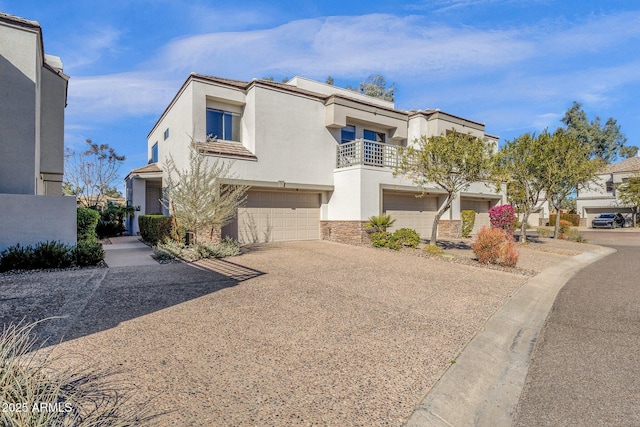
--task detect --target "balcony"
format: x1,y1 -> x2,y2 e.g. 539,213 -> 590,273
336,139 -> 408,169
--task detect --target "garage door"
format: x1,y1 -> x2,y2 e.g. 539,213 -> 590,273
383,192 -> 438,240
461,199 -> 491,234
229,191 -> 321,244
585,207 -> 632,228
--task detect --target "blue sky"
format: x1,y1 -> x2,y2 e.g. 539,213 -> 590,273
2,0 -> 640,191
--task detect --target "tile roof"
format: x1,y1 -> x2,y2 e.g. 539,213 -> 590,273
197,141 -> 257,160
130,163 -> 163,174
0,12 -> 40,29
601,156 -> 640,174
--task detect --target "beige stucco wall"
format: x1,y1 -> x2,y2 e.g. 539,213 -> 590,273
0,194 -> 77,251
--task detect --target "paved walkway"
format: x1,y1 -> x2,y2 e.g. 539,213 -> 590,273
102,235 -> 158,267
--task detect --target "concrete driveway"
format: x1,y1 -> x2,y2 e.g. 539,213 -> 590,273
1,240 -> 534,426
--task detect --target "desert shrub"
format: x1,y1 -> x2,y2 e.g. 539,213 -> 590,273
565,228 -> 587,243
472,226 -> 519,267
461,210 -> 476,238
559,219 -> 572,237
393,228 -> 420,248
537,227 -> 553,238
0,320 -> 151,426
368,231 -> 399,250
549,213 -> 580,227
0,244 -> 35,272
32,241 -> 74,269
154,237 -> 241,261
489,204 -> 516,235
77,208 -> 100,242
138,215 -> 173,245
514,219 -> 531,230
74,240 -> 105,266
423,244 -> 444,255
365,214 -> 396,233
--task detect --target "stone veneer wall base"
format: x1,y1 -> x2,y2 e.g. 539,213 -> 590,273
321,221 -> 368,244
438,220 -> 462,239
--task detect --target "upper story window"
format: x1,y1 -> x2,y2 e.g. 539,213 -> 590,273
151,142 -> 158,163
163,128 -> 170,140
206,109 -> 240,141
364,129 -> 385,143
341,125 -> 355,144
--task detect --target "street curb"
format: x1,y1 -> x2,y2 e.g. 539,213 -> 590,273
404,246 -> 616,427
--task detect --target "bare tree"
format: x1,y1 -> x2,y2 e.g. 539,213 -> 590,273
64,139 -> 125,208
163,138 -> 249,244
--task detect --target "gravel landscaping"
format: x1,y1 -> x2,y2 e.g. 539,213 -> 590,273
0,238 -> 598,426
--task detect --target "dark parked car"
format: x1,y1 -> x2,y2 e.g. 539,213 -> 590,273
591,213 -> 625,229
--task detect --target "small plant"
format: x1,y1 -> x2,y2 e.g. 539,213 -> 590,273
77,208 -> 100,242
461,210 -> 476,238
74,240 -> 105,266
558,219 -> 572,237
489,204 -> 517,235
154,237 -> 241,261
472,226 -> 519,267
392,228 -> 420,248
565,228 -> 587,243
537,227 -> 553,238
423,244 -> 444,255
0,320 -> 152,426
365,214 -> 396,233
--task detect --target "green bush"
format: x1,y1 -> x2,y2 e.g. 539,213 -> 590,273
77,208 -> 100,242
423,244 -> 444,255
368,231 -> 400,250
514,220 -> 531,229
549,213 -> 580,227
565,228 -> 587,243
138,215 -> 173,244
74,240 -> 105,266
392,228 -> 420,248
537,227 -> 553,238
0,244 -> 35,272
33,241 -> 74,269
0,241 -> 77,272
461,210 -> 476,238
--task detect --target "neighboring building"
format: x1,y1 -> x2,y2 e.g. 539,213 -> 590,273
576,156 -> 640,227
126,74 -> 505,243
0,12 -> 76,250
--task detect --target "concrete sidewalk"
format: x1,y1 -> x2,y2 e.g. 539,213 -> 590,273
405,245 -> 616,427
102,235 -> 158,267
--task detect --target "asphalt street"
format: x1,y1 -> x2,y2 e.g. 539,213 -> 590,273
513,230 -> 640,426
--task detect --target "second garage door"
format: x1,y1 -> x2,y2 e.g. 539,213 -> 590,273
461,199 -> 491,234
383,192 -> 438,240
230,191 -> 321,244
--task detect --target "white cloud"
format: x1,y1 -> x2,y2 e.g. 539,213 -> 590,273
63,26 -> 124,71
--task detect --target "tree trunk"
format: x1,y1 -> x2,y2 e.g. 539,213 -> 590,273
520,210 -> 531,243
553,202 -> 561,239
430,194 -> 453,246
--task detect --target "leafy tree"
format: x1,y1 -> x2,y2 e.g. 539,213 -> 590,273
64,139 -> 126,209
619,145 -> 639,159
495,132 -> 550,242
617,176 -> 640,227
163,138 -> 249,244
539,128 -> 604,238
395,129 -> 495,245
561,101 -> 627,163
325,76 -> 334,85
346,74 -> 397,102
104,186 -> 123,198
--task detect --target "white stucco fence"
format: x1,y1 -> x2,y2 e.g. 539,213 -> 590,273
0,194 -> 77,252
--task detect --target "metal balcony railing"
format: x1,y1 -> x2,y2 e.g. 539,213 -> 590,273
336,139 -> 407,169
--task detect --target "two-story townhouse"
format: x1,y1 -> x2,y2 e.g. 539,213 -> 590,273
576,156 -> 640,227
125,74 -> 504,243
0,12 -> 76,251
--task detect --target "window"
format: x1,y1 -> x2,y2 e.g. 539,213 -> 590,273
206,109 -> 240,141
151,142 -> 158,163
163,128 -> 170,140
341,125 -> 355,144
606,180 -> 614,193
363,129 -> 385,143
